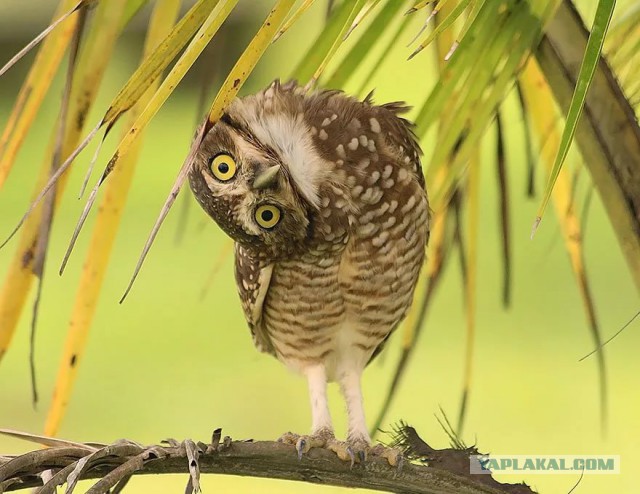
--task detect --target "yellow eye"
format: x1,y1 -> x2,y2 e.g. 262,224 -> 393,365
255,204 -> 281,229
209,153 -> 237,181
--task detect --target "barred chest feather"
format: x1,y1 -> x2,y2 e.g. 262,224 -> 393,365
261,174 -> 428,380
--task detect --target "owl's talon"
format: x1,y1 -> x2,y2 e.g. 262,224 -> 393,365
357,449 -> 366,464
347,447 -> 357,469
280,431 -> 332,459
296,438 -> 307,460
370,443 -> 404,468
325,438 -> 357,467
342,436 -> 370,467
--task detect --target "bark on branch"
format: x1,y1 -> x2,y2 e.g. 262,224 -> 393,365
0,425 -> 534,494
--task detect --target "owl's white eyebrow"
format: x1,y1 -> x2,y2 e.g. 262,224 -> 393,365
244,113 -> 324,209
221,112 -> 281,163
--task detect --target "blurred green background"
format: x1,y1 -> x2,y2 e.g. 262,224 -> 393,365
0,1 -> 639,493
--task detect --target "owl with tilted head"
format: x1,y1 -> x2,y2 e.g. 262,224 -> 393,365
189,80 -> 429,464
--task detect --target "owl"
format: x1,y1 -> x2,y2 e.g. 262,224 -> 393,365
189,80 -> 429,465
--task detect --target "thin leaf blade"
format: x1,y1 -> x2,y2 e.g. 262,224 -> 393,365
521,58 -> 607,430
533,0 -> 616,236
121,0 -> 297,302
44,0 -> 182,437
61,0 -> 239,269
0,0 -> 79,192
102,0 -> 220,126
0,0 -> 129,367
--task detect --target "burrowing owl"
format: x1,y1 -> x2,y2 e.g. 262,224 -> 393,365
189,80 -> 429,464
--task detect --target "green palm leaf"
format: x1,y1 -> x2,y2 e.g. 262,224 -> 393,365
533,0 -> 616,237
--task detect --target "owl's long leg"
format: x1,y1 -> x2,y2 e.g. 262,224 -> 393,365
338,369 -> 370,459
307,363 -> 333,434
338,369 -> 402,467
279,364 -> 336,459
340,370 -> 368,439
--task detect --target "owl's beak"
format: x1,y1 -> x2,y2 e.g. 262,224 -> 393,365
252,164 -> 281,190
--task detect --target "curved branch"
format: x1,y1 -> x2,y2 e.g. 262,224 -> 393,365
0,427 -> 534,494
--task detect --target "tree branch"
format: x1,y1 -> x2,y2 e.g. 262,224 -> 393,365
0,426 -> 534,494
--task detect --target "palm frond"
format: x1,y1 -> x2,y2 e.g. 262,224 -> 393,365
0,0 -> 79,192
121,0 -> 297,302
44,0 -> 182,438
326,0 -> 407,89
0,0 -> 130,369
520,58 -> 607,430
61,0 -> 237,273
457,148 -> 480,436
495,111 -> 512,308
533,0 -> 616,237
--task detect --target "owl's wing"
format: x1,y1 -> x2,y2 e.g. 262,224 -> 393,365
234,244 -> 276,356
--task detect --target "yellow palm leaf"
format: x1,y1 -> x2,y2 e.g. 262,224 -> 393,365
458,148 -> 480,436
273,0 -> 317,42
120,0 -> 296,302
0,0 -> 129,368
520,58 -> 607,430
102,0 -> 220,129
0,0 -> 79,192
45,0 -> 182,437
61,0 -> 238,270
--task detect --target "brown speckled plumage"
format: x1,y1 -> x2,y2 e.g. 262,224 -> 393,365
189,80 -> 429,461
